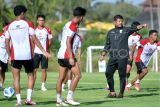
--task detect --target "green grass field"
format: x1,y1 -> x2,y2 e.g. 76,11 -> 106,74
0,72 -> 160,107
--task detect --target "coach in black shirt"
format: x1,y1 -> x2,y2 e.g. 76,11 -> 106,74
99,15 -> 148,98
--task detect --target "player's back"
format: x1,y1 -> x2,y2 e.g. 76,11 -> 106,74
5,19 -> 34,60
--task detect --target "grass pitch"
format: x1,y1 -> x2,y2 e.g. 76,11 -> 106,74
0,71 -> 160,107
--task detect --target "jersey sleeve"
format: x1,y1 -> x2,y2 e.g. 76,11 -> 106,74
78,36 -> 82,47
137,39 -> 148,47
27,21 -> 35,35
157,41 -> 160,50
67,22 -> 76,37
48,29 -> 53,39
5,25 -> 10,39
139,34 -> 142,41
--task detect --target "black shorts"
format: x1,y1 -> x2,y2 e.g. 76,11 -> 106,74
135,62 -> 147,74
58,59 -> 77,69
0,60 -> 8,72
33,53 -> 48,69
127,59 -> 133,67
11,59 -> 34,73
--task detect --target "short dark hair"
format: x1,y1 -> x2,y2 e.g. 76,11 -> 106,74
113,15 -> 123,21
73,7 -> 86,17
131,21 -> 140,26
37,13 -> 45,20
3,22 -> 9,28
14,5 -> 27,16
149,30 -> 158,36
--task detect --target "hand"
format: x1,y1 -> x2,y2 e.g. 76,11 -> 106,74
69,58 -> 75,66
99,56 -> 104,62
8,56 -> 11,64
130,54 -> 133,61
43,51 -> 52,59
142,24 -> 148,28
78,59 -> 81,65
128,58 -> 130,62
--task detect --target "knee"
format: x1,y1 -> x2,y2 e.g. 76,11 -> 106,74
75,74 -> 82,79
143,70 -> 148,75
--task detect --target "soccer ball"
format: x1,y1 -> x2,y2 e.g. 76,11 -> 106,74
4,87 -> 15,98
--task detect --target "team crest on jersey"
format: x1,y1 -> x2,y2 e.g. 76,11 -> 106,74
149,48 -> 152,51
39,33 -> 42,36
119,30 -> 123,33
132,39 -> 134,42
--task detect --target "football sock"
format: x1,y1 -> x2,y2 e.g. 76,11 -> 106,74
67,90 -> 73,100
57,94 -> 62,102
0,81 -> 2,87
136,79 -> 140,84
62,83 -> 65,89
126,78 -> 128,81
68,80 -> 71,89
16,94 -> 22,103
27,89 -> 33,101
107,83 -> 109,87
126,83 -> 132,87
42,82 -> 45,87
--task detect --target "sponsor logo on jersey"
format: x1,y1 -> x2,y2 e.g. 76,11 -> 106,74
132,39 -> 134,42
119,30 -> 123,33
149,48 -> 152,51
39,33 -> 42,36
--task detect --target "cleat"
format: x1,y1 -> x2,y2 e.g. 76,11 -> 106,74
15,101 -> 23,106
135,82 -> 140,91
65,98 -> 80,106
117,93 -> 123,98
104,86 -> 109,90
25,99 -> 36,105
56,102 -> 68,106
125,86 -> 130,92
41,86 -> 47,91
105,93 -> 116,98
62,88 -> 65,91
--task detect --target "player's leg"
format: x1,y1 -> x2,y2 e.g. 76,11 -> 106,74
33,53 -> 41,89
62,70 -> 68,91
0,67 -> 2,90
117,58 -> 128,98
105,58 -> 117,97
67,69 -> 72,89
65,62 -> 81,105
41,55 -> 48,91
23,59 -> 36,105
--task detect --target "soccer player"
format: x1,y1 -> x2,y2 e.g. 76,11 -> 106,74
125,21 -> 142,89
99,15 -> 148,98
56,7 -> 86,106
0,23 -> 9,91
62,24 -> 82,91
126,30 -> 160,91
5,5 -> 51,105
31,13 -> 53,91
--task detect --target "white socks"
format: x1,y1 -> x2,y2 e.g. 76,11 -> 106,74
27,89 -> 33,101
136,79 -> 140,84
16,94 -> 22,103
42,82 -> 45,87
68,80 -> 71,89
126,83 -> 132,88
57,94 -> 62,102
107,83 -> 109,87
67,90 -> 73,100
62,83 -> 65,89
126,78 -> 128,81
0,82 -> 2,87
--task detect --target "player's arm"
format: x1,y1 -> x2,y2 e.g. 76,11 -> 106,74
130,43 -> 137,61
30,38 -> 34,53
99,32 -> 110,61
78,47 -> 81,65
48,38 -> 52,47
5,38 -> 11,64
31,34 -> 51,59
48,30 -> 53,47
66,36 -> 74,66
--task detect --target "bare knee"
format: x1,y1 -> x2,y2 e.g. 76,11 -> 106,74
75,74 -> 82,79
143,70 -> 148,75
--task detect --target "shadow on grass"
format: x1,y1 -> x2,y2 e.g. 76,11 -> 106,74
76,87 -> 104,91
0,97 -> 17,101
128,93 -> 159,98
37,100 -> 56,105
140,88 -> 160,92
81,100 -> 121,105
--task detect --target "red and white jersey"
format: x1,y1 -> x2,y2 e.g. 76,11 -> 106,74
72,34 -> 82,57
5,19 -> 35,60
128,33 -> 142,58
135,39 -> 160,66
57,21 -> 77,59
0,33 -> 8,63
34,27 -> 52,54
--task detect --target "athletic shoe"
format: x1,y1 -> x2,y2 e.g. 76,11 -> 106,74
105,93 -> 116,98
135,82 -> 140,91
41,86 -> 47,91
15,101 -> 23,106
104,86 -> 109,90
65,98 -> 80,106
62,88 -> 65,91
117,93 -> 123,98
56,102 -> 68,106
25,99 -> 36,105
125,86 -> 130,92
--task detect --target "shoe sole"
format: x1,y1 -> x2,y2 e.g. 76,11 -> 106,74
65,102 -> 80,106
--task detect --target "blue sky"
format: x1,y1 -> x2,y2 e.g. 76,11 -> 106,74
92,0 -> 146,6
